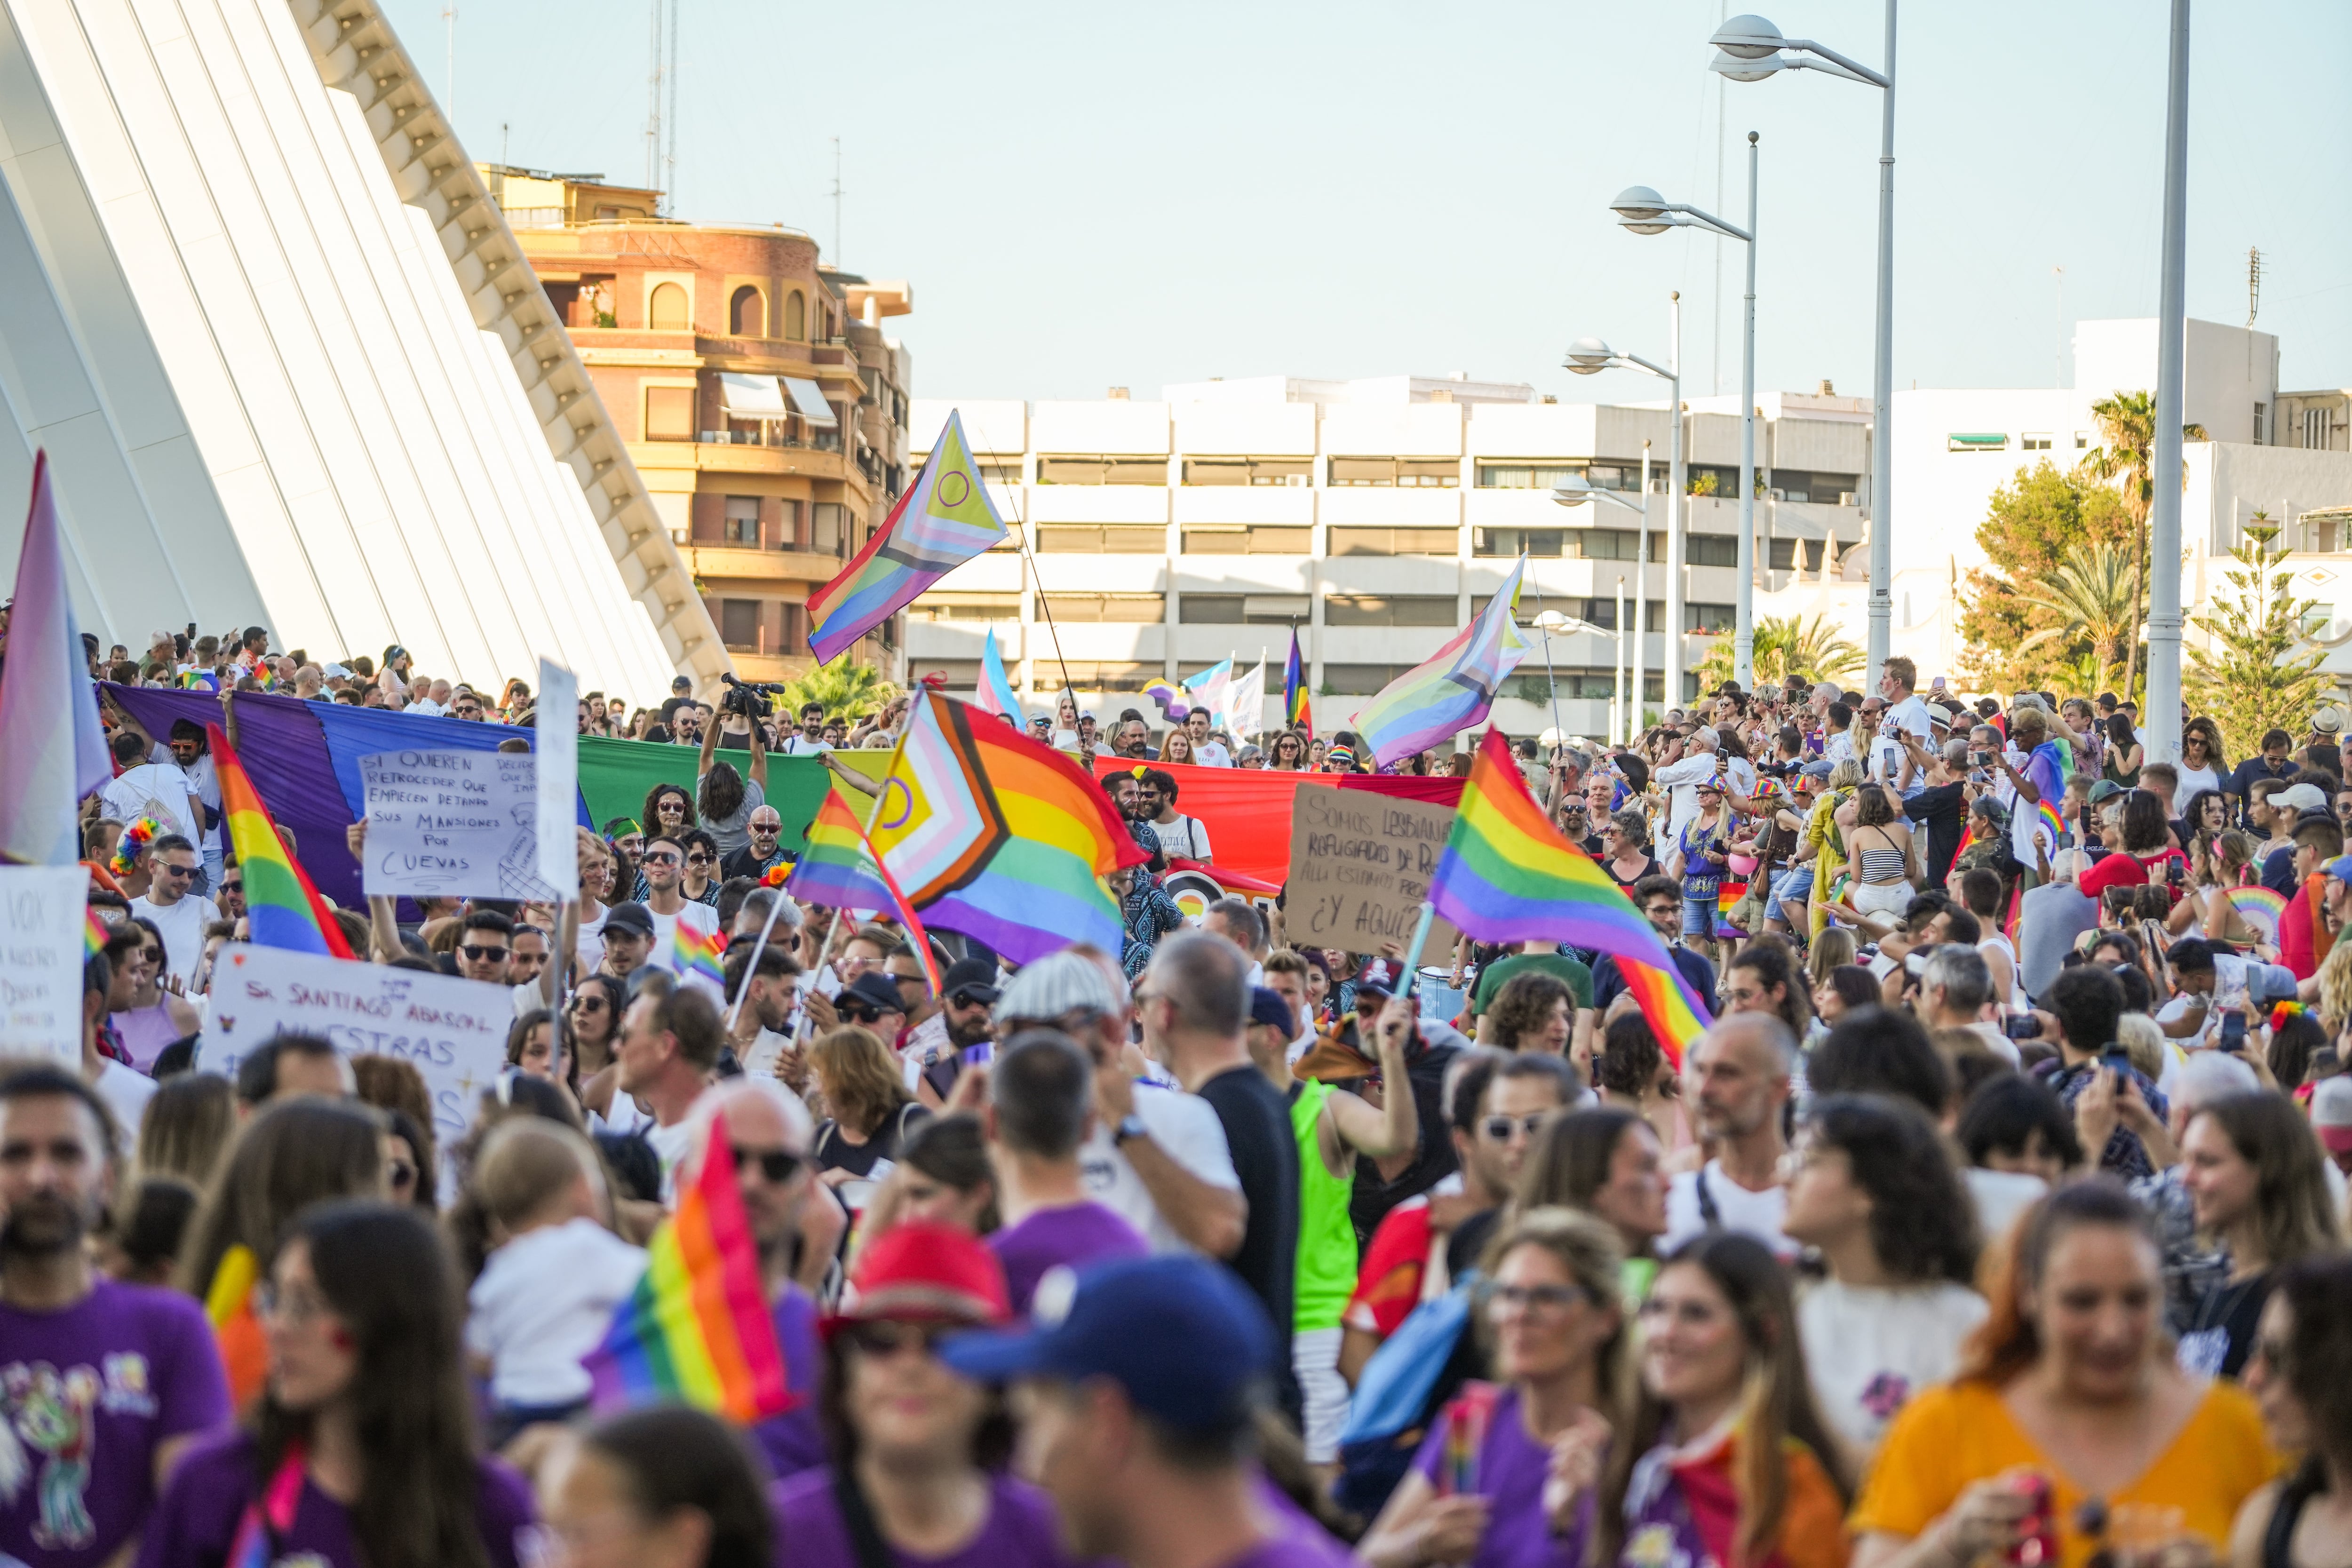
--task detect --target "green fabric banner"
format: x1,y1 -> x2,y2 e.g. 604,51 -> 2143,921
576,738 -> 890,854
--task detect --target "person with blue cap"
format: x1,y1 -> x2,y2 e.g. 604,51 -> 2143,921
939,1254 -> 1347,1568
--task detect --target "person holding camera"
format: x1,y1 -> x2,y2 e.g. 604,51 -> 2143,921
696,691 -> 770,859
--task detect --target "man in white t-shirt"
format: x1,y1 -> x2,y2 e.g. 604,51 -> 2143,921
126,835 -> 219,995
779,701 -> 832,756
617,977 -> 727,1203
641,833 -> 723,999
1185,709 -> 1233,769
1661,1012 -> 1796,1257
1653,727 -> 1723,844
1917,946 -> 2022,1066
98,740 -> 203,853
997,951 -> 1244,1255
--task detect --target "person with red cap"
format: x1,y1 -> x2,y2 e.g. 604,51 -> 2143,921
767,1221 -> 1076,1568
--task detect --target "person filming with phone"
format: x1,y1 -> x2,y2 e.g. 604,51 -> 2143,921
2014,966 -> 2172,1180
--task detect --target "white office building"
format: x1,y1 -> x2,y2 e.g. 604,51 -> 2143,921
906,377 -> 1870,744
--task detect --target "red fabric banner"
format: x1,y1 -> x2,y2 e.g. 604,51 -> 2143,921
1090,758 -> 1464,885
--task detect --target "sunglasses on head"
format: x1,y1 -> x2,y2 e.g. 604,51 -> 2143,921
731,1145 -> 803,1182
458,943 -> 508,961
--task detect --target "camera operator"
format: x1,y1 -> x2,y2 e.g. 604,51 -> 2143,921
698,689 -> 771,860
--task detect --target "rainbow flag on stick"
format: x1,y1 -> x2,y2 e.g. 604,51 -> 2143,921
1426,729 -> 1712,1064
207,723 -> 354,959
674,922 -> 727,987
1357,557 -> 1531,766
1283,626 -> 1311,736
807,410 -> 1007,664
786,787 -> 945,994
587,1117 -> 793,1422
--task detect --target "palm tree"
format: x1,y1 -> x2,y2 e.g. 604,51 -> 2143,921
2078,390 -> 2207,701
778,661 -> 898,722
2014,541 -> 2140,692
1693,614 -> 1864,691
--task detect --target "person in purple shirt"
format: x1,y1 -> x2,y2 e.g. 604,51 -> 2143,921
769,1220 -> 1079,1568
939,1253 -> 1352,1568
695,1080 -> 842,1481
1358,1208 -> 1630,1568
536,1405 -> 772,1568
0,1063 -> 230,1568
136,1202 -> 537,1568
983,1032 -> 1149,1314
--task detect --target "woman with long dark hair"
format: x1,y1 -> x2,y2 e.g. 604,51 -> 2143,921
2176,1093 -> 2343,1378
1782,1096 -> 1986,1459
538,1407 -> 772,1568
142,1202 -> 538,1568
2229,1253 -> 2352,1568
771,1222 -> 1071,1568
1592,1233 -> 1853,1568
1853,1181 -> 2277,1568
1269,731 -> 1309,771
642,781 -> 696,840
1517,1106 -> 1670,1287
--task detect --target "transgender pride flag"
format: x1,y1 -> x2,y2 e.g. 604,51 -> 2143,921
0,454 -> 111,865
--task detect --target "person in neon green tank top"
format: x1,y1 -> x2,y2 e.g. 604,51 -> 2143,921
1248,960 -> 1420,1476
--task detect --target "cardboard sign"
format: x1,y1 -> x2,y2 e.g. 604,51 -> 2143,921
0,866 -> 87,1067
1284,789 -> 1460,954
358,749 -> 562,901
535,660 -> 580,899
200,943 -> 513,1139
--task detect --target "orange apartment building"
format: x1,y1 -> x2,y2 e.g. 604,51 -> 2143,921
485,165 -> 913,681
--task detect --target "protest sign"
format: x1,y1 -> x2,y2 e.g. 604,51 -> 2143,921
200,944 -> 511,1139
0,866 -> 87,1067
358,749 -> 561,901
1284,789 -> 1460,954
535,659 -> 580,899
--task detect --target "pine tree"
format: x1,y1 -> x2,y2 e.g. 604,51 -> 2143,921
2185,515 -> 2330,756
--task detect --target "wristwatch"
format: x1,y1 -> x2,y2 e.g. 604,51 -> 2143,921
1113,1114 -> 1149,1146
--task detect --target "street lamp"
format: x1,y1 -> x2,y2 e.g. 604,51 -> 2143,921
1565,300 -> 1683,726
1709,8 -> 1895,691
1610,140 -> 1760,688
1552,480 -> 1643,744
1536,607 -> 1627,745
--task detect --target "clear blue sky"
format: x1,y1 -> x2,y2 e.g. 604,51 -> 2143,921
402,0 -> 2351,407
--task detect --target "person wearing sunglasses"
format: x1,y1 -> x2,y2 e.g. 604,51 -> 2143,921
213,867 -> 246,921
676,829 -> 721,907
772,1221 -> 1074,1568
831,971 -> 911,1045
127,833 -> 218,995
719,805 -> 789,883
636,835 -> 723,998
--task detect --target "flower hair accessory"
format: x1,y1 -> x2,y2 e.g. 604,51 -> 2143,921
2269,1000 -> 2306,1031
111,817 -> 162,876
761,862 -> 794,888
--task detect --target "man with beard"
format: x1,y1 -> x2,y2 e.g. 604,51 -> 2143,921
722,941 -> 803,1080
694,1079 -> 842,1482
901,958 -> 1001,1104
1103,769 -> 1165,866
0,1057 -> 230,1568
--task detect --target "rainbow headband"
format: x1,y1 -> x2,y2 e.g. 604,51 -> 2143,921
2269,1000 -> 2306,1031
111,817 -> 163,876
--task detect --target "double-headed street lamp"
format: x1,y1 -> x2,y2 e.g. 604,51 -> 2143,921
1565,302 -> 1682,726
1710,9 -> 1895,690
1610,139 -> 1758,687
1552,476 -> 1647,743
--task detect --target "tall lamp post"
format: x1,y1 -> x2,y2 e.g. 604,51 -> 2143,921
1710,9 -> 1897,691
1566,298 -> 1682,720
2145,0 -> 2190,767
1611,140 -> 1758,687
1552,476 -> 1648,741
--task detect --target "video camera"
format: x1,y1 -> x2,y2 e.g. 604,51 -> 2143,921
718,672 -> 787,719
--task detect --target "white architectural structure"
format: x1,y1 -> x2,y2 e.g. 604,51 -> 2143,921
0,0 -> 722,697
905,377 -> 1868,742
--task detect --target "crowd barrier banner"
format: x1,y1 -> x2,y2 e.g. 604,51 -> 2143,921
1284,789 -> 1461,954
0,865 -> 87,1067
359,750 -> 564,902
1088,756 -> 1462,887
199,943 -> 511,1138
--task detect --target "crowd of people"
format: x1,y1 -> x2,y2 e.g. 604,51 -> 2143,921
10,622 -> 2352,1568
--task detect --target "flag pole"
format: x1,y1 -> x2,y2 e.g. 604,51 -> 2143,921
724,884 -> 790,1034
1395,901 -> 1437,1003
793,719 -> 913,1045
1008,486 -> 1076,708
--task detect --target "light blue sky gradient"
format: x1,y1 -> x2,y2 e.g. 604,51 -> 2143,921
401,0 -> 2351,406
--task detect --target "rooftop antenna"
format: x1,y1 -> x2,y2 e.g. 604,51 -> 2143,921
830,136 -> 842,263
2052,265 -> 2064,388
664,0 -> 680,212
644,0 -> 660,196
2247,247 -> 2261,328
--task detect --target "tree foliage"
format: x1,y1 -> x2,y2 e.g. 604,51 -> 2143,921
1956,460 -> 2136,691
1694,614 -> 1865,691
777,660 -> 898,720
2014,543 -> 2140,695
2079,390 -> 2206,700
2185,515 -> 2330,756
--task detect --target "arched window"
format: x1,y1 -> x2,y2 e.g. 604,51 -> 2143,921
782,289 -> 806,341
649,281 -> 689,330
730,285 -> 763,336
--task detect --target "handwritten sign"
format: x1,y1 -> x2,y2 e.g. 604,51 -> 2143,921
1284,789 -> 1460,954
358,749 -> 560,901
535,659 -> 580,899
0,867 -> 87,1067
199,944 -> 512,1140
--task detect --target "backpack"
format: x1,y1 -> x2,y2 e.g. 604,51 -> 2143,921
1331,1274 -> 1479,1518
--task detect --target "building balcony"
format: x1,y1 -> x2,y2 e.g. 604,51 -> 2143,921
683,546 -> 844,586
628,437 -> 863,486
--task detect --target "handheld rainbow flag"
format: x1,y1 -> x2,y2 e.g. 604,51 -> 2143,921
1358,557 -> 1531,766
1427,729 -> 1712,1063
673,921 -> 727,987
1283,626 -> 1311,735
971,627 -> 1024,729
207,724 -> 354,958
787,786 -> 946,994
84,905 -> 110,957
203,1243 -> 269,1407
865,690 -> 1146,964
807,410 -> 1007,664
587,1118 -> 794,1422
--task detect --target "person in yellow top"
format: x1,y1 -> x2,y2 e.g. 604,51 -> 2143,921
1797,760 -> 1864,941
1851,1181 -> 2280,1568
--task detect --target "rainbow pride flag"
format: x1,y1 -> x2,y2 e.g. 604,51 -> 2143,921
788,786 -> 897,912
673,921 -> 726,987
587,1118 -> 793,1422
1428,729 -> 1712,1064
808,410 -> 1007,664
1357,557 -> 1531,766
207,723 -> 354,958
1284,626 -> 1312,736
865,691 -> 1145,965
84,905 -> 110,957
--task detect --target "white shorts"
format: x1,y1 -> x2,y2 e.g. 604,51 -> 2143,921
1292,1325 -> 1347,1463
1852,880 -> 1915,919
